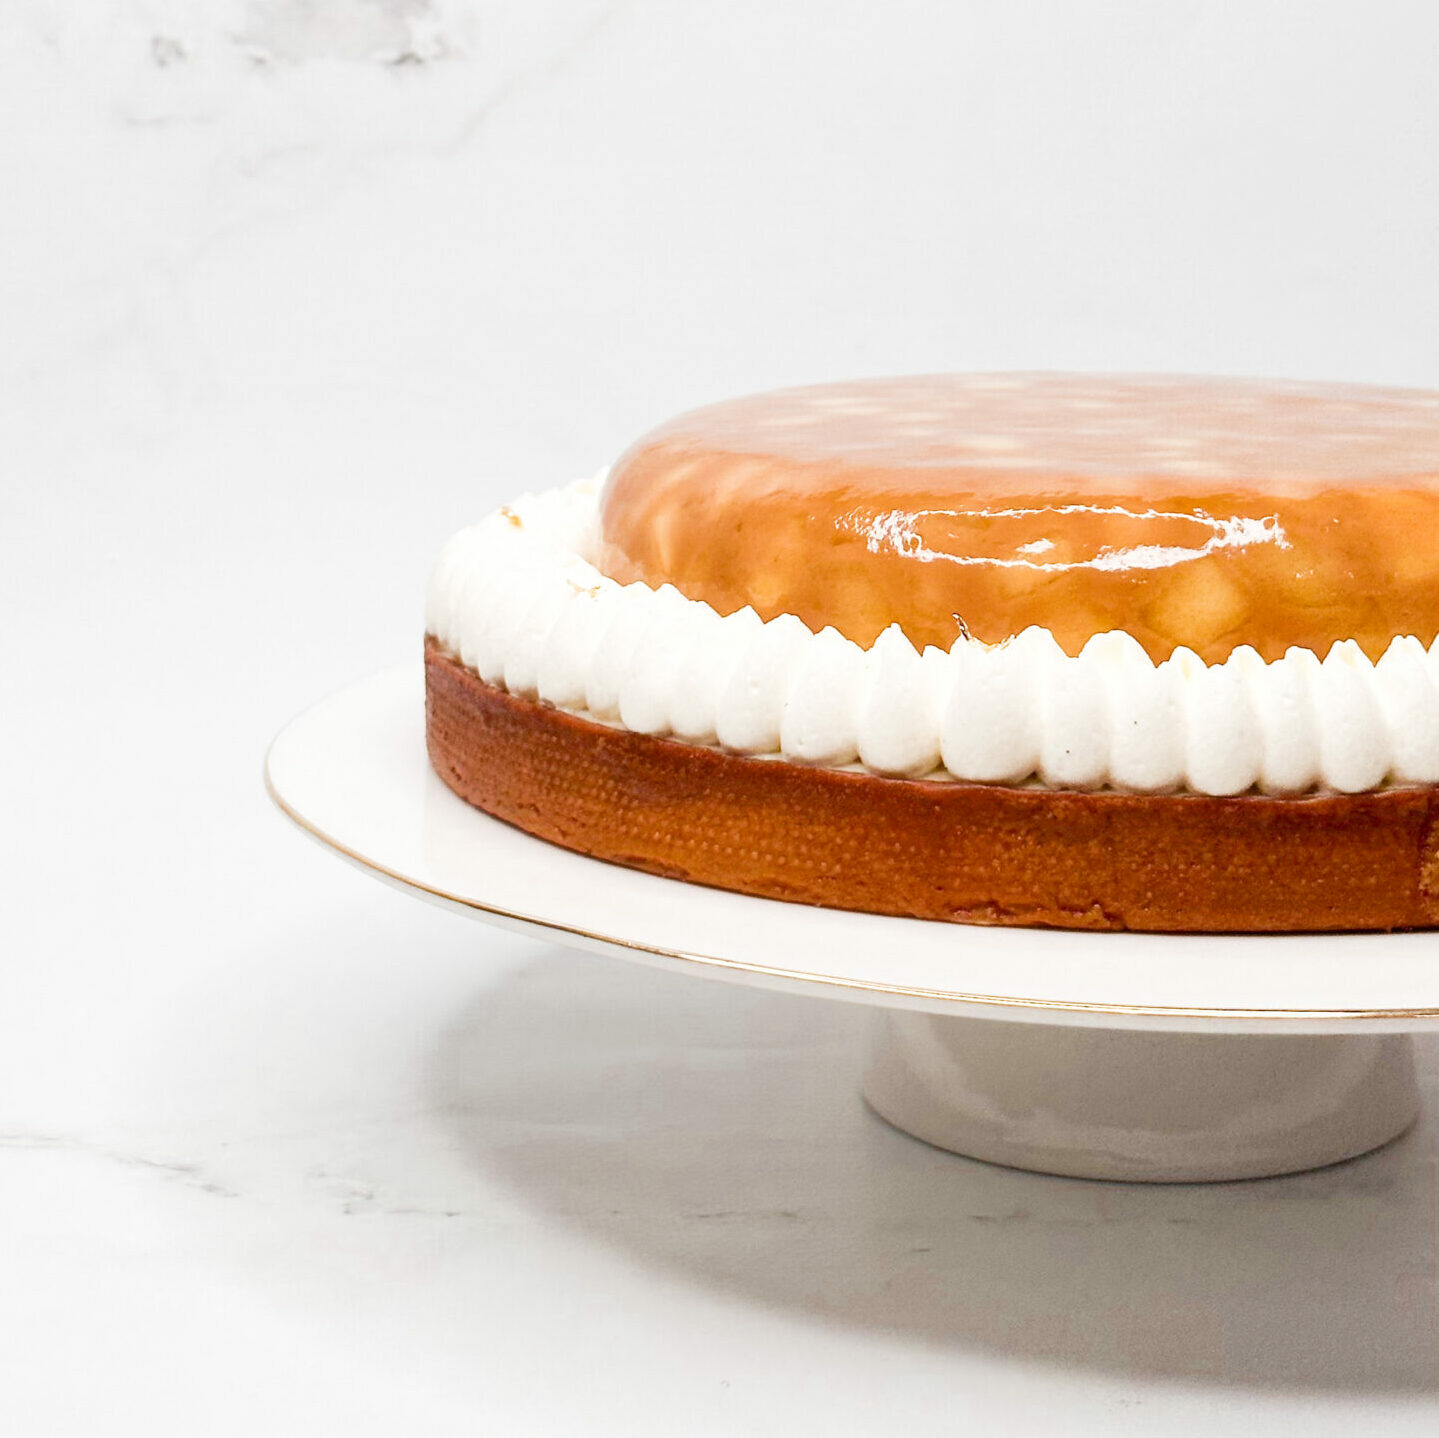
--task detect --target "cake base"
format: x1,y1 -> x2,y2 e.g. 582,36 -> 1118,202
862,1012 -> 1419,1180
425,638 -> 1439,933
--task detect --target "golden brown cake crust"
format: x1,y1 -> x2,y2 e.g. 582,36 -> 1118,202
425,639 -> 1439,934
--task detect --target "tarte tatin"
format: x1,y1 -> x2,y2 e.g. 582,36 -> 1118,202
425,374 -> 1439,933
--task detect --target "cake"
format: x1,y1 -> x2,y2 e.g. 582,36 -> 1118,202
424,374 -> 1439,933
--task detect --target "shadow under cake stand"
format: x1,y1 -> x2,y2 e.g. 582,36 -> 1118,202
266,667 -> 1439,1183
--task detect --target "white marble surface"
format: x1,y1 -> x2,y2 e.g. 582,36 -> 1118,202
6,2 -> 1439,1431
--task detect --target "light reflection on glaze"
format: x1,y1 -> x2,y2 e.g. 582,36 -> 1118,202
842,504 -> 1288,574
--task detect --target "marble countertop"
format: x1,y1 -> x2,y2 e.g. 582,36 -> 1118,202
6,2 -> 1438,1431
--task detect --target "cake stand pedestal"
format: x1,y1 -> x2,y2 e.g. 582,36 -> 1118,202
267,667 -> 1439,1185
863,1012 -> 1416,1181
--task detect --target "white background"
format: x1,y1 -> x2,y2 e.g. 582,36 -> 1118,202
4,1 -> 1438,1431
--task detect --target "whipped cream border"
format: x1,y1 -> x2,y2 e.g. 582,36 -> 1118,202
424,476 -> 1439,797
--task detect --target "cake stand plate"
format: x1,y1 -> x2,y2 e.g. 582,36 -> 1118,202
266,667 -> 1439,1182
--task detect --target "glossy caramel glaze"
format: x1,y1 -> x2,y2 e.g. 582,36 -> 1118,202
598,374 -> 1439,662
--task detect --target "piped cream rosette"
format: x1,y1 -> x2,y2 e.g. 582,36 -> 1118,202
426,476 -> 1439,797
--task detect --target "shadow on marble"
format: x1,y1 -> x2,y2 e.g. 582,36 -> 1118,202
427,949 -> 1439,1393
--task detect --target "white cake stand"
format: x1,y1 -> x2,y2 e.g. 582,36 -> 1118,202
266,667 -> 1439,1183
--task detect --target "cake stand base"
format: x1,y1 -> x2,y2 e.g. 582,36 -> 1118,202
862,1011 -> 1419,1182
